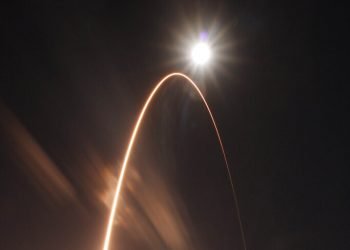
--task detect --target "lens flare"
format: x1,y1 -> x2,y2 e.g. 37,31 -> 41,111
191,42 -> 211,65
102,73 -> 246,250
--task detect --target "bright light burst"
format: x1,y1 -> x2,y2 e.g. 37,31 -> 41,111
165,15 -> 236,87
191,42 -> 211,65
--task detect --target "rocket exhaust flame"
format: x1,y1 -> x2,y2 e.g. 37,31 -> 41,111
102,73 -> 247,250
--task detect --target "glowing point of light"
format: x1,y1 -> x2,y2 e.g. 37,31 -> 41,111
191,42 -> 211,65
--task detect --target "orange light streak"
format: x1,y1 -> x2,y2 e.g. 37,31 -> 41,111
102,73 -> 246,250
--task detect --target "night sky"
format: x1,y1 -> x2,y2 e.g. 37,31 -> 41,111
2,1 -> 347,250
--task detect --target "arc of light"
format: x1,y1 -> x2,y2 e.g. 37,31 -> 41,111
102,72 -> 247,250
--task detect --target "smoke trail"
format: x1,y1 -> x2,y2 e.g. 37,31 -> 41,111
102,73 -> 247,250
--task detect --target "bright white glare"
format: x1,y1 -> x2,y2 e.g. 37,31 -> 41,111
191,42 -> 211,65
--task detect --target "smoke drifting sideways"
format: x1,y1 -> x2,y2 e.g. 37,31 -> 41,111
0,104 -> 75,204
0,102 -> 203,250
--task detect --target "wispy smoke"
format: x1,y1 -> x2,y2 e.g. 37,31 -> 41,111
106,165 -> 200,250
0,104 -> 75,203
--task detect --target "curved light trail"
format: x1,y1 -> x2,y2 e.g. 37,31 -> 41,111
102,72 -> 247,250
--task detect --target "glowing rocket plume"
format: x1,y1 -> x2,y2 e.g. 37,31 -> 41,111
102,73 -> 247,250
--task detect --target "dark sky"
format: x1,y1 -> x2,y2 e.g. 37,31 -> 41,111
2,1 -> 347,250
